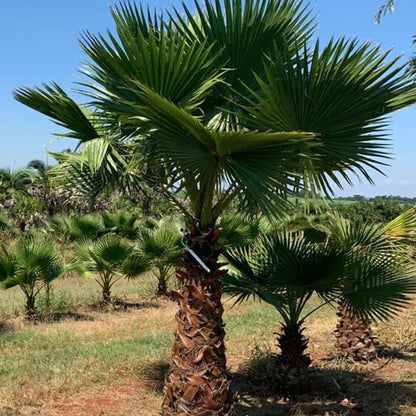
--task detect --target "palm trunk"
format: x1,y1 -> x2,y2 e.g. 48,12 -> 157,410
25,294 -> 37,321
162,224 -> 233,416
45,282 -> 51,308
156,269 -> 169,298
334,301 -> 379,362
157,277 -> 169,298
275,321 -> 311,395
102,284 -> 112,310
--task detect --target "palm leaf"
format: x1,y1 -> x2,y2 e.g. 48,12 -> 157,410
242,38 -> 416,195
80,7 -> 222,114
342,253 -> 416,321
120,252 -> 151,279
173,0 -> 315,119
118,83 -> 318,220
14,83 -> 99,142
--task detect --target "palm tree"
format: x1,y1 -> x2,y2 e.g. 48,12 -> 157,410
225,232 -> 344,394
0,167 -> 34,198
0,235 -> 64,319
224,225 -> 416,394
47,213 -> 105,242
318,208 -> 416,361
137,218 -> 182,297
27,159 -> 51,191
101,210 -> 141,239
14,1 -> 416,413
71,234 -> 150,308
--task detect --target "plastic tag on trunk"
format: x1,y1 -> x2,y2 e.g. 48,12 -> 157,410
185,247 -> 211,273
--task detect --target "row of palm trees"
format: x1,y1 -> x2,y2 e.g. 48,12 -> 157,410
0,212 -> 183,317
13,0 -> 416,414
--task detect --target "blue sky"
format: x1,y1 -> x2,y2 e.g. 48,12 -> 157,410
1,0 -> 415,197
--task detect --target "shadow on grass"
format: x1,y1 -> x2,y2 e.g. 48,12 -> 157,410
378,345 -> 416,362
0,406 -> 20,416
0,312 -> 95,330
0,320 -> 15,333
48,311 -> 95,322
233,353 -> 416,416
113,299 -> 161,311
141,360 -> 170,393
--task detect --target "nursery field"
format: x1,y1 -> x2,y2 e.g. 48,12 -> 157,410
0,276 -> 415,416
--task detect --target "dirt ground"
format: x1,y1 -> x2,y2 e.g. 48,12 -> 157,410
1,297 -> 415,416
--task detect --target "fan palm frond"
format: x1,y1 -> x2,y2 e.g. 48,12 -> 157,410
14,83 -> 100,142
242,38 -> 416,195
342,253 -> 416,321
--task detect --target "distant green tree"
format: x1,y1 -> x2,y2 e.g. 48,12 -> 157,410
336,200 -> 410,224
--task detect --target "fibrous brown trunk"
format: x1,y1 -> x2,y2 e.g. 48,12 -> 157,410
275,321 -> 311,395
102,285 -> 111,310
156,273 -> 169,298
334,301 -> 379,362
162,224 -> 233,416
25,295 -> 37,321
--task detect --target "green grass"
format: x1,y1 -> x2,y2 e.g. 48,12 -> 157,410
0,272 -> 159,318
0,328 -> 172,401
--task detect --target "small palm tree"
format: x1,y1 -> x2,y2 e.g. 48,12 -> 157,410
27,159 -> 51,192
0,167 -> 34,198
47,213 -> 105,242
224,232 -> 345,394
224,227 -> 416,394
320,208 -> 416,361
138,219 -> 182,297
72,234 -> 150,308
0,235 -> 64,319
101,210 -> 141,239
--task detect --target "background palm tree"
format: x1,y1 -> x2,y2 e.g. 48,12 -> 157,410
0,167 -> 34,198
47,213 -> 106,243
317,208 -> 416,361
27,160 -> 51,191
137,219 -> 182,298
101,210 -> 141,240
14,0 -> 416,413
71,234 -> 150,309
0,234 -> 64,319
